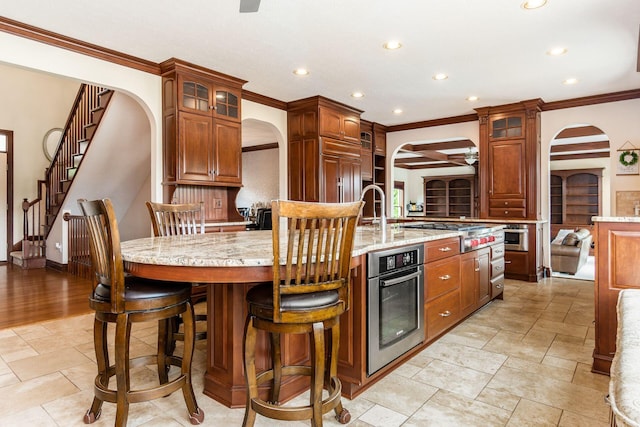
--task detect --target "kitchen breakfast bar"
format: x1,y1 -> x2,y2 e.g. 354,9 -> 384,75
120,224 -> 505,408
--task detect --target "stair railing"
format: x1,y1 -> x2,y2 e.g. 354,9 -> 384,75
19,83 -> 111,266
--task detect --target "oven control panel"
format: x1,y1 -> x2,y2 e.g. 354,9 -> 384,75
368,244 -> 425,278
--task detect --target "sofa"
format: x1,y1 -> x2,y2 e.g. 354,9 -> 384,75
551,228 -> 593,274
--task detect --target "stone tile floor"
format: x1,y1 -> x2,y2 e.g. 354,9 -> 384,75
0,277 -> 611,426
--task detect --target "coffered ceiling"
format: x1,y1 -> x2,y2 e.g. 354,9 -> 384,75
1,0 -> 639,127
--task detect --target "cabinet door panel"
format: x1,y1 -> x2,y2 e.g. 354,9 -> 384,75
340,158 -> 361,203
178,74 -> 212,114
322,155 -> 340,203
178,112 -> 213,182
303,139 -> 319,202
489,141 -> 525,199
342,115 -> 361,143
477,250 -> 490,306
213,120 -> 241,183
319,107 -> 343,140
460,253 -> 477,316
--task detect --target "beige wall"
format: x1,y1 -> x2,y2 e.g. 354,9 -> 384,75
237,148 -> 279,210
0,62 -> 79,244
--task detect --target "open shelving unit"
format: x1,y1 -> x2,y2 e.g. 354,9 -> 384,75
423,175 -> 474,218
549,168 -> 602,233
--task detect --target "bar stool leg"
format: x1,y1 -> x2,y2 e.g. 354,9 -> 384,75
311,322 -> 325,427
242,316 -> 258,427
114,314 -> 131,427
270,332 -> 282,404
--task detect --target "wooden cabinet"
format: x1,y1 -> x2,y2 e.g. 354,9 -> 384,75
161,59 -> 245,190
592,220 -> 640,375
321,140 -> 362,203
504,223 -> 543,282
360,123 -> 373,181
550,168 -> 603,229
288,96 -> 363,203
424,175 -> 475,218
319,105 -> 360,143
460,247 -> 490,317
476,100 -> 542,220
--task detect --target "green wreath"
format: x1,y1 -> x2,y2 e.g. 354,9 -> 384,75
619,151 -> 638,167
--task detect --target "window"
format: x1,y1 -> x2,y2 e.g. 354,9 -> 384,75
393,181 -> 405,218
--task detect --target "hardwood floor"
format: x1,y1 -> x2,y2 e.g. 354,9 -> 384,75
0,263 -> 93,329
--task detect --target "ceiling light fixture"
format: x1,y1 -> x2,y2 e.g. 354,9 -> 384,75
464,148 -> 478,165
522,0 -> 547,9
547,47 -> 568,56
351,92 -> 364,98
392,108 -> 403,114
383,40 -> 402,50
563,77 -> 578,85
433,73 -> 448,81
466,95 -> 479,102
293,68 -> 309,76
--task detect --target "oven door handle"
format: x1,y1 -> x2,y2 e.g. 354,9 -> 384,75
505,229 -> 528,234
380,270 -> 422,288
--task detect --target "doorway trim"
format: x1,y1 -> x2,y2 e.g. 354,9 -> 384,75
0,129 -> 13,261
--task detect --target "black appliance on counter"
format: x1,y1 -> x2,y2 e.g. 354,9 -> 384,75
401,222 -> 504,253
367,243 -> 424,376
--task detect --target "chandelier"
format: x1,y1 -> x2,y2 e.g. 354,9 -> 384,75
464,148 -> 478,165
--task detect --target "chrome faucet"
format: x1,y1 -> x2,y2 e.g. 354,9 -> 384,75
360,184 -> 386,230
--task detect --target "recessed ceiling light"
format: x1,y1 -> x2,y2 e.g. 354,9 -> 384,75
547,47 -> 568,56
433,73 -> 448,81
351,92 -> 364,98
392,108 -> 403,114
522,0 -> 547,9
466,95 -> 479,102
383,40 -> 402,50
563,77 -> 578,85
293,68 -> 309,76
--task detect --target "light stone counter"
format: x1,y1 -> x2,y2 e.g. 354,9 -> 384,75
120,225 -> 460,268
593,216 -> 640,223
401,216 -> 547,225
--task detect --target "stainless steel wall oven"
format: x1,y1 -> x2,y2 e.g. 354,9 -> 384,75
367,244 -> 424,376
504,224 -> 529,251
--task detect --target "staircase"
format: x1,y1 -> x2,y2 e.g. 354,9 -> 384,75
11,84 -> 113,268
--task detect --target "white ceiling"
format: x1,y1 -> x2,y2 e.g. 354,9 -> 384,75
2,0 -> 640,126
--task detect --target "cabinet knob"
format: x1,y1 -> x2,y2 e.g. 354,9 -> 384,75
474,267 -> 480,272
439,274 -> 451,281
209,105 -> 215,110
504,201 -> 508,206
504,210 -> 508,214
439,310 -> 452,317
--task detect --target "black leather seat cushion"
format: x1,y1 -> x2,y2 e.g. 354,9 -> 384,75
247,283 -> 339,311
93,276 -> 192,302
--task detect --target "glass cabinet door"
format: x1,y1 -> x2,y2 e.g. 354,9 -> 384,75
182,81 -> 210,113
215,90 -> 239,119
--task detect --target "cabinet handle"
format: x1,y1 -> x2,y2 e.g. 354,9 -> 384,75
439,310 -> 452,317
505,260 -> 512,264
495,265 -> 503,272
439,247 -> 452,252
209,105 -> 215,110
495,284 -> 503,289
474,267 -> 480,272
439,274 -> 451,280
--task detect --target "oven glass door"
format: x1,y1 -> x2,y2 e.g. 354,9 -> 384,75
378,268 -> 421,348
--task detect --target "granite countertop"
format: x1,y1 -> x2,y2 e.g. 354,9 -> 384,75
401,217 -> 547,225
120,225 -> 460,268
592,216 -> 640,223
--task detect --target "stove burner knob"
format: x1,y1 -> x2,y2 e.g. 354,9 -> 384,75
488,235 -> 496,242
470,239 -> 479,247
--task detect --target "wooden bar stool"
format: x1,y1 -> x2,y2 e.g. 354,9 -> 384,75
80,198 -> 204,426
146,201 -> 208,344
242,200 -> 363,427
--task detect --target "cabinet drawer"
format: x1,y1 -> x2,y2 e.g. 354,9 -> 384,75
491,257 -> 505,278
491,243 -> 505,260
425,257 -> 460,300
321,138 -> 361,158
505,250 -> 528,275
489,199 -> 525,208
489,208 -> 526,218
425,237 -> 460,262
491,274 -> 505,299
426,289 -> 460,340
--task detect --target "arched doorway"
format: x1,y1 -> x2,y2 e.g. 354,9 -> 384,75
548,124 -> 610,280
391,138 -> 478,218
238,118 -> 281,217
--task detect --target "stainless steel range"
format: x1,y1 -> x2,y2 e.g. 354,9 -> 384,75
402,222 -> 504,252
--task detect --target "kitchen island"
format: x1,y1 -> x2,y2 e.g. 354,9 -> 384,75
121,224 -> 503,407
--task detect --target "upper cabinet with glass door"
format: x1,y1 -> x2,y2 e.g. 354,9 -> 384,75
489,113 -> 525,141
177,74 -> 241,122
